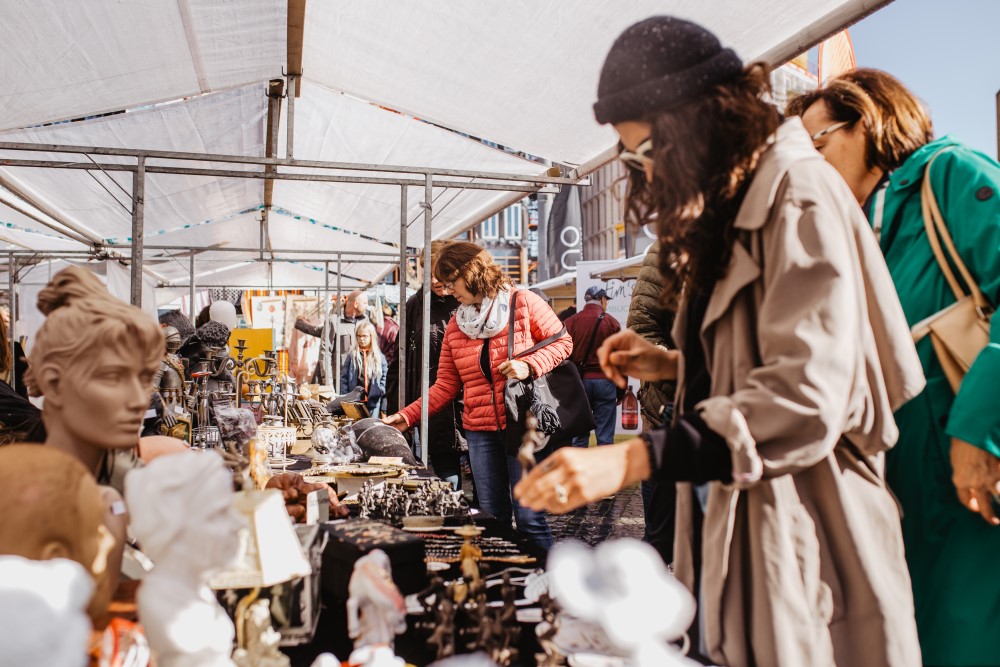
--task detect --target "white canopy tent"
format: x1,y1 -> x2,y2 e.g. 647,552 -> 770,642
0,0 -> 892,456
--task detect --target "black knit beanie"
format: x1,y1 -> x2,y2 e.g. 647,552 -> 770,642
593,16 -> 744,125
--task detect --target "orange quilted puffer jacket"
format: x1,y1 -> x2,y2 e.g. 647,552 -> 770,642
398,289 -> 573,432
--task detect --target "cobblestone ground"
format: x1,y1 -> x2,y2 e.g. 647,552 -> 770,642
461,472 -> 646,546
549,483 -> 646,545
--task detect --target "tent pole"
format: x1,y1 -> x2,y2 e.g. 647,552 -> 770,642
8,254 -> 16,393
322,260 -> 330,388
130,156 -> 145,307
286,74 -> 296,160
333,254 -> 342,392
398,185 -> 408,411
189,254 -> 196,322
420,174 -> 432,466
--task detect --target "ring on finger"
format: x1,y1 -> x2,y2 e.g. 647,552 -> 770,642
554,483 -> 569,504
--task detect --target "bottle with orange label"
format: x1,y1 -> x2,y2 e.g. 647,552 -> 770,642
621,384 -> 639,430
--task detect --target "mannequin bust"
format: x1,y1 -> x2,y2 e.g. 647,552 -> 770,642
0,555 -> 95,667
26,266 -> 166,476
125,450 -> 241,667
25,267 -> 170,608
0,444 -> 115,627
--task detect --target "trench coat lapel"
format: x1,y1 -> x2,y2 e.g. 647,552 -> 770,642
700,241 -> 760,337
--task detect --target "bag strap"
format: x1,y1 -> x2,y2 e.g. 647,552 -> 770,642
506,289 -> 570,361
921,149 -> 993,313
507,290 -> 518,360
577,312 -> 606,369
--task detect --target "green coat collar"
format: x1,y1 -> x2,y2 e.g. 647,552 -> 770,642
887,135 -> 962,193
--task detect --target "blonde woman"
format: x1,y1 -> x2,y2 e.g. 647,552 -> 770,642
341,320 -> 387,418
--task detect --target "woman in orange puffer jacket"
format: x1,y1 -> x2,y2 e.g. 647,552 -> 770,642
384,242 -> 571,549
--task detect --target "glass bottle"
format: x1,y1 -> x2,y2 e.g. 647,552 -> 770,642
621,385 -> 639,430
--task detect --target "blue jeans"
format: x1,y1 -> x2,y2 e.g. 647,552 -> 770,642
465,430 -> 553,551
572,378 -> 618,447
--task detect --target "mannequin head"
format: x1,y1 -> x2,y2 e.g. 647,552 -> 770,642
26,267 -> 164,471
126,450 -> 240,574
0,555 -> 94,667
0,445 -> 115,624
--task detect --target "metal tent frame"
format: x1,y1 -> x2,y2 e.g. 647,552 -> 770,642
0,122 -> 582,463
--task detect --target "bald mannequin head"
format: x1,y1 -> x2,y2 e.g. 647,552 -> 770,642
0,445 -> 114,625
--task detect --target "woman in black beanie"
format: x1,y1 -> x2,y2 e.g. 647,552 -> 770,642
517,16 -> 924,667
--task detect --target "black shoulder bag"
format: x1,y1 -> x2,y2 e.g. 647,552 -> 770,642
503,291 -> 594,455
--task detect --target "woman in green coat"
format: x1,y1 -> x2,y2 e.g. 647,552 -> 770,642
791,69 -> 1000,667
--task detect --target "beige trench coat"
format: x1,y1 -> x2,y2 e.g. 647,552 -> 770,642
672,119 -> 926,667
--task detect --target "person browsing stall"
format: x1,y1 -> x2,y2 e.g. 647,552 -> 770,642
563,286 -> 621,446
515,17 -> 925,666
340,320 -> 387,419
789,69 -> 1000,667
384,241 -> 571,550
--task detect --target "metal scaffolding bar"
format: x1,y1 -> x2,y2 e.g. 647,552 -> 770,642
130,156 -> 145,306
397,185 -> 407,411
7,254 -> 15,394
110,244 -> 400,257
0,159 -> 546,193
189,254 -> 196,322
334,254 -> 342,392
322,260 -> 331,388
0,141 -> 580,186
286,74 -> 296,161
420,174 -> 433,466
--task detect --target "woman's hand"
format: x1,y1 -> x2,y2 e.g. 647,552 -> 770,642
951,438 -> 1000,525
597,329 -> 679,388
514,439 -> 651,513
498,359 -> 531,380
382,413 -> 409,432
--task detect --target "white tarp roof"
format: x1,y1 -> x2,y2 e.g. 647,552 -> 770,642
0,0 -> 887,291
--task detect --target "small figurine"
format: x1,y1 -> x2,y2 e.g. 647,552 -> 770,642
535,592 -> 564,667
232,598 -> 289,667
518,411 -> 543,476
426,597 -> 457,660
456,525 -> 484,590
346,550 -> 407,663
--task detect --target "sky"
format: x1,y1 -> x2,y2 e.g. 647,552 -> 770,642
848,0 -> 1000,159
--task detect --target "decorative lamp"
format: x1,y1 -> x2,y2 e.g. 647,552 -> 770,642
209,489 -> 312,663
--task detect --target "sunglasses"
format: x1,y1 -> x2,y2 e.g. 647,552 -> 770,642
810,121 -> 849,146
618,138 -> 654,172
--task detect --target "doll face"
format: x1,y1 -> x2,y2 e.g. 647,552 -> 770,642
59,347 -> 158,452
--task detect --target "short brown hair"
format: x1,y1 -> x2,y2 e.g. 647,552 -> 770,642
785,68 -> 933,172
433,241 -> 511,299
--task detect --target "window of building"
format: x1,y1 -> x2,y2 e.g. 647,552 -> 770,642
504,204 -> 523,240
481,214 -> 499,239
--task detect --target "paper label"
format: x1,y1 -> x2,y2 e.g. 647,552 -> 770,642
367,456 -> 404,466
143,409 -> 157,419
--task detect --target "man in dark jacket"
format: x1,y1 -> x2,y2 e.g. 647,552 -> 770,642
626,243 -> 677,565
564,286 -> 621,446
403,242 -> 464,488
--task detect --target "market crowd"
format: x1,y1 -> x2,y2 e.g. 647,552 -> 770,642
0,12 -> 998,667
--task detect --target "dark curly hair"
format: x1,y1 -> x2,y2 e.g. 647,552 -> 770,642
433,241 -> 512,299
623,63 -> 781,304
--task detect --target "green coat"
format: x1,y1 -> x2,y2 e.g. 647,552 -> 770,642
869,136 -> 1000,667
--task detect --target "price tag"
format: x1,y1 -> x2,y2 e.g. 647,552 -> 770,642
367,456 -> 403,466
